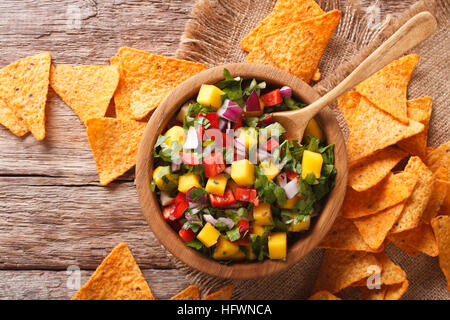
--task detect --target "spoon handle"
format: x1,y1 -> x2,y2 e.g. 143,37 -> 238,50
304,11 -> 437,118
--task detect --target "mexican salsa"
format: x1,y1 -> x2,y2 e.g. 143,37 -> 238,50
152,69 -> 336,263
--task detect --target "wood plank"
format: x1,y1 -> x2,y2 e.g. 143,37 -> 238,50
0,269 -> 190,300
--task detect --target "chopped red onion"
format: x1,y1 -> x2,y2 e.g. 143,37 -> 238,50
203,214 -> 217,226
283,179 -> 299,200
276,172 -> 287,188
219,118 -> 229,131
160,191 -> 174,206
245,90 -> 261,112
234,139 -> 247,158
171,162 -> 181,172
185,210 -> 201,222
257,148 -> 271,162
218,102 -> 242,123
279,86 -> 292,98
186,187 -> 207,207
217,217 -> 235,229
183,126 -> 199,149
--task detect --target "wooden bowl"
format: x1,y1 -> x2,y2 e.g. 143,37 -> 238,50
136,63 -> 348,280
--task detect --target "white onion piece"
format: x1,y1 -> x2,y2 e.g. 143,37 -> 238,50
203,214 -> 217,226
183,127 -> 199,149
280,86 -> 292,98
160,191 -> 174,206
245,90 -> 261,112
222,99 -> 239,109
276,173 -> 288,188
217,217 -> 235,229
283,179 -> 299,200
171,162 -> 181,172
185,210 -> 201,221
188,202 -> 201,209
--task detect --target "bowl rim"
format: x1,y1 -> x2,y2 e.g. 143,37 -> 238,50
136,63 -> 348,280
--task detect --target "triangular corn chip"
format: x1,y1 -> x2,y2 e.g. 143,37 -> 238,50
398,97 -> 433,159
355,54 -> 419,124
422,168 -> 449,223
337,91 -> 361,131
348,146 -> 407,192
426,141 -> 450,175
71,243 -> 154,300
308,290 -> 341,300
202,285 -> 234,300
0,98 -> 28,137
391,157 -> 435,233
389,223 -> 439,257
342,171 -> 418,219
114,47 -> 206,120
240,0 -> 324,52
384,281 -> 409,300
50,64 -> 119,124
246,10 -> 341,83
346,96 -> 424,163
0,52 -> 51,140
170,285 -> 200,300
431,216 -> 450,290
360,286 -> 387,300
86,117 -> 146,185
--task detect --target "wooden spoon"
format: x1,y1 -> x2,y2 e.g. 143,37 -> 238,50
272,11 -> 437,141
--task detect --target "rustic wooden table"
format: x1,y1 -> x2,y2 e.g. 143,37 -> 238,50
0,0 -> 416,300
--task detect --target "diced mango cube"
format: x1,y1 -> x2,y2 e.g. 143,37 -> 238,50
230,250 -> 247,261
288,216 -> 311,232
260,160 -> 280,181
231,159 -> 255,187
164,125 -> 186,147
178,172 -> 202,193
153,166 -> 178,191
212,237 -> 240,260
251,224 -> 267,237
238,127 -> 258,149
253,203 -> 272,226
268,232 -> 287,260
302,150 -> 323,181
205,174 -> 228,196
197,84 -> 224,110
304,118 -> 324,142
245,99 -> 265,117
279,196 -> 300,209
197,223 -> 221,248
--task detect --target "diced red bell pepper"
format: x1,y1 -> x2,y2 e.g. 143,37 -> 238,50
209,189 -> 236,208
234,187 -> 259,206
260,89 -> 282,107
174,192 -> 186,205
172,200 -> 189,220
263,138 -> 280,152
237,219 -> 250,235
285,169 -> 300,181
203,153 -> 226,178
197,113 -> 219,129
258,114 -> 273,127
163,203 -> 177,222
181,152 -> 200,165
170,220 -> 183,232
232,117 -> 242,130
204,129 -> 227,148
179,228 -> 196,242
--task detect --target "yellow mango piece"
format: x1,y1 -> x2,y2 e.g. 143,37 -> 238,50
164,125 -> 186,147
153,166 -> 178,191
230,249 -> 247,261
279,196 -> 300,209
205,174 -> 228,196
245,98 -> 265,117
288,216 -> 311,232
212,237 -> 240,260
197,223 -> 221,248
268,232 -> 287,260
197,84 -> 224,110
302,150 -> 323,181
260,160 -> 280,181
304,118 -> 324,142
231,159 -> 255,187
251,224 -> 267,237
238,127 -> 258,149
178,172 -> 202,193
253,203 -> 273,226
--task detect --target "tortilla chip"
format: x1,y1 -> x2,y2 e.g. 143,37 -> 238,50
240,0 -> 324,52
431,216 -> 450,290
312,68 -> 321,82
0,52 -> 51,140
308,290 -> 341,300
342,171 -> 418,219
170,285 -> 200,300
384,281 -> 409,300
426,141 -> 450,175
391,157 -> 435,233
337,91 -> 361,131
50,64 -> 119,124
348,147 -> 408,192
422,168 -> 449,223
397,97 -> 433,159
312,249 -> 381,294
114,47 -> 206,120
86,118 -> 146,186
346,96 -> 424,163
389,223 -> 439,257
318,215 -> 382,252
71,243 -> 154,300
202,285 -> 234,300
360,286 -> 386,300
246,10 -> 341,83
0,98 -> 28,136
353,202 -> 406,250
355,54 -> 419,124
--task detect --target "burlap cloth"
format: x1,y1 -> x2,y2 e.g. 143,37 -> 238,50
167,0 -> 449,300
